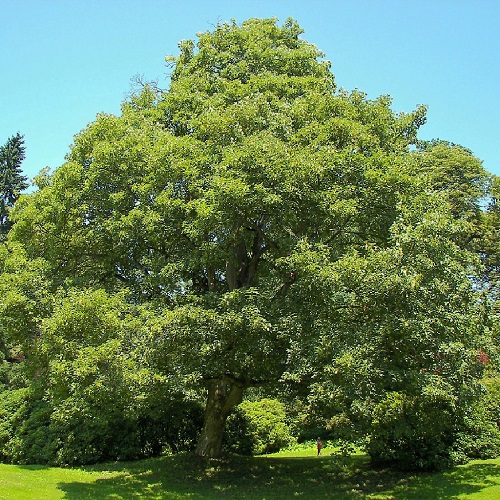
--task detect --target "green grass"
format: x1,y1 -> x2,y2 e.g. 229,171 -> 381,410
0,451 -> 499,499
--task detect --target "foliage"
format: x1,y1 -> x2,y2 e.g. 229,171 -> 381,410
0,241 -> 47,417
0,388 -> 30,463
2,17 -> 497,466
0,242 -> 52,363
0,288 -> 204,465
453,375 -> 500,462
0,133 -> 28,238
417,140 -> 490,221
367,391 -> 457,470
0,386 -> 203,466
481,176 -> 500,302
294,144 -> 496,469
225,398 -> 292,455
482,375 -> 500,427
6,18 -> 435,460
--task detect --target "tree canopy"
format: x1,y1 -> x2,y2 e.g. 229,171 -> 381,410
3,18 -> 498,466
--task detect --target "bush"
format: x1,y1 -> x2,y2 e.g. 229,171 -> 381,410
47,394 -> 203,465
0,354 -> 27,393
483,375 -> 500,428
366,370 -> 500,472
453,419 -> 500,463
367,391 -> 456,471
452,376 -> 500,462
134,395 -> 204,458
12,400 -> 62,465
225,398 -> 292,455
0,385 -> 204,465
0,388 -> 30,462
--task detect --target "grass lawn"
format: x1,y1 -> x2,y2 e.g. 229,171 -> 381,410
0,449 -> 499,499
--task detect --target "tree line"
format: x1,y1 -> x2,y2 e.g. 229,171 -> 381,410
0,18 -> 499,470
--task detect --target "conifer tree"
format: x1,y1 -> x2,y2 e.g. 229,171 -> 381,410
0,133 -> 28,237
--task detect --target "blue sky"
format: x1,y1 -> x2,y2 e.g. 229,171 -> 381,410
2,0 -> 499,184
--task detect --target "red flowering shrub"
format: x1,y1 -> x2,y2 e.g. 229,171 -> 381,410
477,350 -> 489,365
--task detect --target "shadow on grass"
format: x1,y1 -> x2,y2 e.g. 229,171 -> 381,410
390,462 -> 500,499
17,464 -> 54,471
57,453 -> 500,499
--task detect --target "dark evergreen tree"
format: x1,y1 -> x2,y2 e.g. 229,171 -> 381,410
0,133 -> 28,238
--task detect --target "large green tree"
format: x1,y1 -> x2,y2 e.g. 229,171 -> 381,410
7,18 -> 491,462
0,133 -> 28,238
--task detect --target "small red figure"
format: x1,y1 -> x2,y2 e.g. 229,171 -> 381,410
317,437 -> 322,456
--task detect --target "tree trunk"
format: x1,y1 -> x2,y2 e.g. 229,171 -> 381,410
195,378 -> 244,458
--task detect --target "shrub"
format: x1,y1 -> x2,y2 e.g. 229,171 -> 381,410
225,398 -> 292,455
0,388 -> 30,462
0,385 -> 204,465
452,376 -> 500,462
483,375 -> 500,428
367,391 -> 456,471
46,393 -> 204,465
134,394 -> 204,457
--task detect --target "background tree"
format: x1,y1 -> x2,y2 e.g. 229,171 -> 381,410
299,139 -> 498,469
480,176 -> 500,303
0,133 -> 28,238
6,18 -> 494,466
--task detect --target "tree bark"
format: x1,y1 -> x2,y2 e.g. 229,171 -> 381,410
195,378 -> 244,458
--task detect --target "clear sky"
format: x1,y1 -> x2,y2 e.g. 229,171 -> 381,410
2,0 -> 499,184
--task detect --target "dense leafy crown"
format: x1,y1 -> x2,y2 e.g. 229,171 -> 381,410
2,18 -> 496,466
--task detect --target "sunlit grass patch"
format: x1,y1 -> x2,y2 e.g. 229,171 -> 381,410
0,452 -> 499,499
